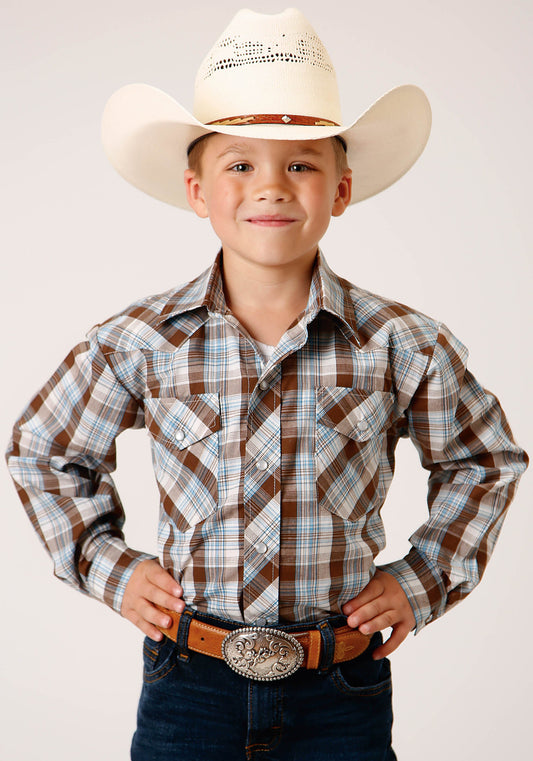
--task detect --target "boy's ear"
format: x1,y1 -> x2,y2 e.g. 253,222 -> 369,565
184,169 -> 209,218
331,169 -> 352,217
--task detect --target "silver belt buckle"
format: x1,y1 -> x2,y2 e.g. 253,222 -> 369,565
222,626 -> 305,681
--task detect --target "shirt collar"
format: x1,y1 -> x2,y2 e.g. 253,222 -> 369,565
155,249 -> 361,347
155,251 -> 227,324
306,251 -> 361,347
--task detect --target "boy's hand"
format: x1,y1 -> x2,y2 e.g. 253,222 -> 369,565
342,571 -> 416,660
121,558 -> 185,641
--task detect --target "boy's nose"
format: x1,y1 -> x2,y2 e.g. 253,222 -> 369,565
252,171 -> 293,202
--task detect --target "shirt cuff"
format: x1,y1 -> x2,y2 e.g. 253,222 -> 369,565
83,537 -> 157,613
378,547 -> 447,634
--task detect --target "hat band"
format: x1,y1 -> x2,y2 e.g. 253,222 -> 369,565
206,113 -> 340,127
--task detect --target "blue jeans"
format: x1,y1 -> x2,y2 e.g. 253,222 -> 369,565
131,610 -> 396,761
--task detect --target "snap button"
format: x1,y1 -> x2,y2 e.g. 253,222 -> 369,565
176,429 -> 186,442
254,541 -> 268,555
256,459 -> 269,471
259,380 -> 269,391
357,419 -> 369,432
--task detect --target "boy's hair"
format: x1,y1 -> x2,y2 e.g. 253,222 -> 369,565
187,134 -> 349,178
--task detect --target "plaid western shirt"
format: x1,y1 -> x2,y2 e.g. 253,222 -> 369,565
6,253 -> 527,632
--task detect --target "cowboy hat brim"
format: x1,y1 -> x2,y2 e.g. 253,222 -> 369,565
101,82 -> 431,209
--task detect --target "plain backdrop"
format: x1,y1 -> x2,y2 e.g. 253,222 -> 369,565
2,1 -> 531,759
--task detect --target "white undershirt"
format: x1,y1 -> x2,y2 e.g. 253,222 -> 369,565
254,340 -> 276,365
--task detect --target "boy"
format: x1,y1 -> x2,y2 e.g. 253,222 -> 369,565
6,8 -> 527,760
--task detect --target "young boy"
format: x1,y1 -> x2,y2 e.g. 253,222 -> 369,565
6,8 -> 527,760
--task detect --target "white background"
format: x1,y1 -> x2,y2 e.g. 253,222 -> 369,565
1,1 -> 531,758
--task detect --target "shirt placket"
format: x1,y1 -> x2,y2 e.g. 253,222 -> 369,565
240,316 -> 314,625
242,362 -> 282,625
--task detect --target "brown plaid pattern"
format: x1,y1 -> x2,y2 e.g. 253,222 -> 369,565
6,252 -> 528,630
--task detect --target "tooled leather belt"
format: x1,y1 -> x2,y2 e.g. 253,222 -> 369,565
154,605 -> 371,682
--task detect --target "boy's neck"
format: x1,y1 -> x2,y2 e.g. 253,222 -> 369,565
221,249 -> 316,346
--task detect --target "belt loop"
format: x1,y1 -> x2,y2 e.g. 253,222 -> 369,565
317,620 -> 336,674
176,607 -> 195,662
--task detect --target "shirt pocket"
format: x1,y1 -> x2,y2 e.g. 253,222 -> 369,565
144,393 -> 221,530
316,387 -> 395,522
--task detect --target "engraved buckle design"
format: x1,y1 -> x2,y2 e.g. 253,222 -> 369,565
221,626 -> 305,681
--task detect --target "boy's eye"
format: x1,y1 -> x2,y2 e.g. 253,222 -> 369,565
289,163 -> 313,172
229,162 -> 252,172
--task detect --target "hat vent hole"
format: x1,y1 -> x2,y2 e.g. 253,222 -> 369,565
201,32 -> 333,79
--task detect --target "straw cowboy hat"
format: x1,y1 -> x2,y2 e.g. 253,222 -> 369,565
101,8 -> 431,210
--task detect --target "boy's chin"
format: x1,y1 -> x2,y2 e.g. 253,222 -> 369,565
222,247 -> 318,270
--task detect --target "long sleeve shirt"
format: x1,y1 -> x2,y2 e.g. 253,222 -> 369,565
6,252 -> 528,632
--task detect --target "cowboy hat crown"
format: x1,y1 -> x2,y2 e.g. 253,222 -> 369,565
193,7 -> 342,127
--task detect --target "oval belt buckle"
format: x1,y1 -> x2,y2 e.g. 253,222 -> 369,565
221,626 -> 305,681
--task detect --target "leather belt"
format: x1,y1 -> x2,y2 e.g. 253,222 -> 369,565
154,606 -> 370,681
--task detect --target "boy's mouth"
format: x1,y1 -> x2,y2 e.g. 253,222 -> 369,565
246,215 -> 297,227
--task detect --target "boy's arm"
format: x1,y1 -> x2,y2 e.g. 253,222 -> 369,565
6,328 -> 162,615
345,323 -> 527,651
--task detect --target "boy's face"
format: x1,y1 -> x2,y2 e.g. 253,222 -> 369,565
184,134 -> 352,274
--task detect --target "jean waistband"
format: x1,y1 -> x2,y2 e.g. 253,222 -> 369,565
190,607 -> 350,633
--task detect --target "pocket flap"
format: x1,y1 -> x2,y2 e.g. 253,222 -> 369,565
145,393 -> 220,449
317,387 -> 395,442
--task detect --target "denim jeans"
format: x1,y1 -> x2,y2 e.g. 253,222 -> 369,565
131,610 -> 396,761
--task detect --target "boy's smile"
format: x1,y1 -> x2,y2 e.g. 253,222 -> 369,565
184,134 -> 352,275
